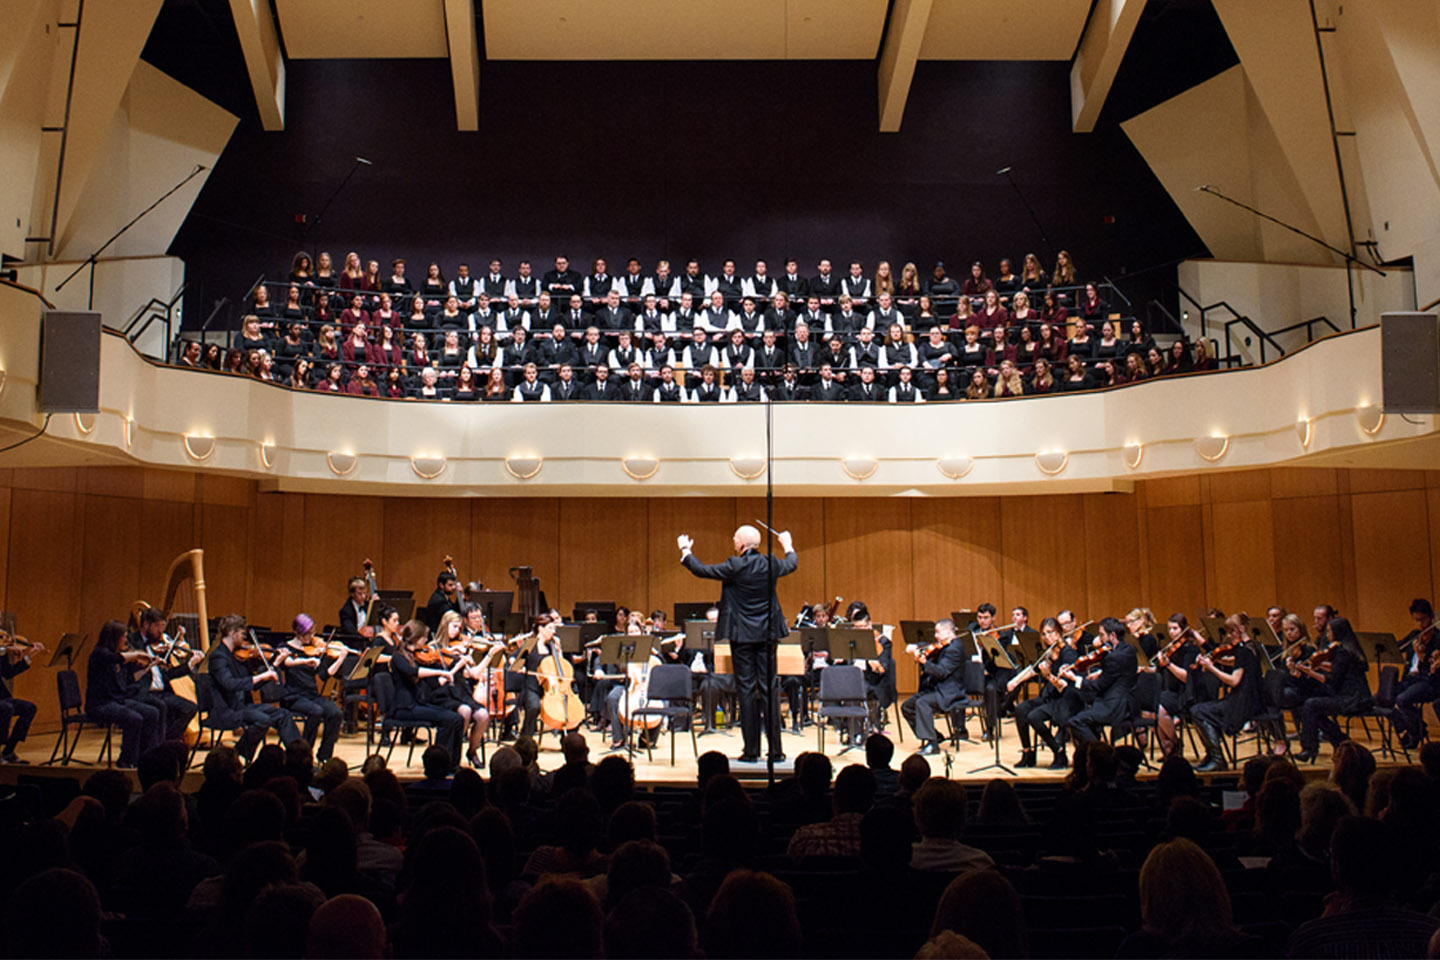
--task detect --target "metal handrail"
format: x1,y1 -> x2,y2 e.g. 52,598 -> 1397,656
1222,315 -> 1287,366
1268,315 -> 1340,341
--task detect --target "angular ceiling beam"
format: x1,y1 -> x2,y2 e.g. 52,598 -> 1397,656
877,0 -> 934,132
228,0 -> 285,131
1070,0 -> 1145,133
443,0 -> 480,131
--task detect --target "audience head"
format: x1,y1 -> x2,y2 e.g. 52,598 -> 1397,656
976,778 -> 1028,825
450,767 -> 487,819
421,744 -> 452,780
557,789 -> 605,859
561,731 -> 589,765
222,789 -> 287,858
1420,741 -> 1440,782
1163,795 -> 1215,845
1254,777 -> 1301,850
1139,838 -> 1235,946
305,894 -> 386,960
605,887 -> 698,960
1297,781 -> 1355,852
697,750 -> 729,791
591,754 -> 635,812
1331,815 -> 1395,897
899,754 -> 931,793
702,796 -> 758,864
930,869 -> 1027,960
914,779 -> 967,840
1157,755 -> 1200,801
605,839 -> 672,907
704,870 -> 801,959
834,763 -> 876,815
1330,739 -> 1377,810
1085,740 -> 1118,786
2,868 -> 102,959
244,882 -> 325,959
865,733 -> 895,768
859,805 -> 913,873
513,877 -> 604,959
133,781 -> 188,844
137,741 -> 185,791
797,751 -> 833,798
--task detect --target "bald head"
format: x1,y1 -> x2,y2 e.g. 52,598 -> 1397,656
306,895 -> 385,959
734,525 -> 761,553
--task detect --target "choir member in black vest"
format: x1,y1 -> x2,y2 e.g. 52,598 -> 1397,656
680,328 -> 718,387
651,365 -> 687,402
425,570 -> 464,632
681,260 -> 708,300
888,366 -> 924,402
583,258 -> 613,311
543,256 -> 582,303
652,260 -> 680,305
789,322 -> 819,378
868,292 -> 901,335
809,363 -> 847,401
1395,598 -> 1437,748
608,330 -> 640,372
537,323 -> 580,383
1294,617 -> 1372,763
714,259 -> 743,310
847,365 -> 884,402
701,291 -> 732,344
821,336 -> 851,381
620,258 -> 649,312
496,294 -> 530,343
206,614 -> 300,762
1010,617 -> 1083,769
512,363 -> 551,401
531,291 -> 560,332
1064,617 -> 1138,744
777,258 -> 809,304
128,608 -> 201,742
585,364 -> 624,401
842,261 -> 872,310
742,260 -> 776,304
728,367 -> 767,402
508,260 -> 539,307
771,364 -> 802,401
827,296 -> 865,343
766,291 -> 795,339
86,620 -> 161,767
734,297 -> 766,339
1188,613 -> 1264,771
552,363 -> 584,401
637,295 -> 666,336
643,331 -> 673,382
562,294 -> 588,335
449,263 -> 477,311
500,326 -> 534,387
902,617 -> 967,755
482,259 -> 508,303
754,329 -> 785,383
849,326 -> 881,369
688,365 -> 723,402
723,329 -> 754,376
671,292 -> 697,335
799,296 -> 827,336
810,259 -> 840,310
273,613 -> 344,761
577,327 -> 607,380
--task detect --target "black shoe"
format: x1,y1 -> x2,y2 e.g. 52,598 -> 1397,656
954,728 -> 971,741
1294,749 -> 1319,764
1048,750 -> 1069,770
918,741 -> 941,756
2,752 -> 28,765
1400,731 -> 1421,750
768,753 -> 787,763
467,750 -> 483,768
736,753 -> 761,763
1016,750 -> 1036,768
1196,756 -> 1226,773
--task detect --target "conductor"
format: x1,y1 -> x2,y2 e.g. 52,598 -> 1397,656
679,525 -> 797,762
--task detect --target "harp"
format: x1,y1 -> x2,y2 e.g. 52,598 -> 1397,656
131,549 -> 209,741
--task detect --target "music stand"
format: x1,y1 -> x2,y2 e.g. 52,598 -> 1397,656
684,620 -> 718,652
578,622 -> 608,649
1253,619 -> 1286,665
900,620 -> 935,654
502,613 -> 528,637
555,625 -> 582,655
347,643 -> 383,683
970,632 -> 1017,776
47,633 -> 88,669
1122,635 -> 1154,669
470,591 -> 514,630
373,591 -> 415,623
1011,628 -> 1043,662
829,627 -> 878,664
673,602 -> 715,624
596,634 -> 643,760
1201,616 -> 1228,645
1360,631 -> 1405,666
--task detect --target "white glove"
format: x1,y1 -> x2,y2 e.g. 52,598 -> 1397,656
777,530 -> 794,553
677,534 -> 694,555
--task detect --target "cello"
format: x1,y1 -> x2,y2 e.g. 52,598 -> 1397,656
535,624 -> 585,731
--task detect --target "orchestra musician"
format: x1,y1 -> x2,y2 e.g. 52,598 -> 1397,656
85,620 -> 162,768
1269,613 -> 1317,756
1395,599 -> 1437,749
1188,612 -> 1264,772
1153,613 -> 1204,760
679,525 -> 798,764
688,604 -> 734,734
603,621 -> 662,751
433,610 -> 491,766
1057,609 -> 1094,653
515,616 -> 560,740
1064,617 -> 1138,744
1312,604 -> 1338,647
1293,616 -> 1372,764
128,608 -> 202,743
901,618 -> 967,756
273,614 -> 344,762
424,569 -> 463,632
388,620 -> 465,769
848,603 -> 895,740
0,626 -> 39,762
338,576 -> 375,640
968,603 -> 1003,740
1010,617 -> 1082,769
207,614 -> 300,763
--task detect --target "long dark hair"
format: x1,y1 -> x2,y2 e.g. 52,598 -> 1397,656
98,619 -> 127,652
1328,616 -> 1365,664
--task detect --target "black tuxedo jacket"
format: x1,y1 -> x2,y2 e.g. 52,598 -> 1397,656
682,548 -> 797,644
810,380 -> 846,402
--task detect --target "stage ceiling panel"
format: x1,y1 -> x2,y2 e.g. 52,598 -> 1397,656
919,0 -> 1092,60
482,0 -> 888,60
275,0 -> 452,60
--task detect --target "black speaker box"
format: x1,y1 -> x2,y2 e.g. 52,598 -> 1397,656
1381,312 -> 1440,414
39,311 -> 102,414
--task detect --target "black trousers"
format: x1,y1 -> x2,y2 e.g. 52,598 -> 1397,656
1014,694 -> 1068,752
283,690 -> 343,760
394,704 -> 463,766
218,703 -> 300,762
0,695 -> 38,751
1396,674 -> 1439,739
1298,694 -> 1364,753
88,699 -> 161,765
696,673 -> 734,730
733,641 -> 775,758
902,690 -> 951,743
137,689 -> 198,743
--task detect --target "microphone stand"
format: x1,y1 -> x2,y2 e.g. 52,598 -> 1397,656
1195,184 -> 1385,329
764,398 -> 779,788
997,166 -> 1056,263
55,163 -> 208,310
304,157 -> 370,262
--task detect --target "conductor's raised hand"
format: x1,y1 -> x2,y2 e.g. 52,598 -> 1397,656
777,529 -> 794,553
677,534 -> 694,555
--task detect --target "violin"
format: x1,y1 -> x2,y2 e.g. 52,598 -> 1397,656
1201,637 -> 1244,669
1290,643 -> 1338,678
234,631 -> 277,664
915,635 -> 952,663
0,630 -> 46,658
1071,642 -> 1110,673
1154,629 -> 1202,669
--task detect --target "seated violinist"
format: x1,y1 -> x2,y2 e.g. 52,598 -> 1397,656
1293,617 -> 1372,764
85,620 -> 161,768
902,618 -> 967,756
1010,616 -> 1082,769
1187,613 -> 1264,772
128,608 -> 202,743
207,614 -> 300,763
388,620 -> 464,769
432,610 -> 490,767
1152,613 -> 1204,761
1063,617 -> 1137,744
1395,598 -> 1437,749
602,617 -> 662,751
273,614 -> 344,762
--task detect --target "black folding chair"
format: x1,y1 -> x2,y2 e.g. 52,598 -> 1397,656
626,664 -> 699,766
816,666 -> 869,753
188,672 -> 239,769
371,672 -> 438,768
48,669 -> 112,766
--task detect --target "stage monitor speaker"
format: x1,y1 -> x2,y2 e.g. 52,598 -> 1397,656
39,311 -> 101,413
1381,312 -> 1439,414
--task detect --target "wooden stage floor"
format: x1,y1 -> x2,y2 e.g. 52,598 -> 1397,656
1,718 -> 1410,790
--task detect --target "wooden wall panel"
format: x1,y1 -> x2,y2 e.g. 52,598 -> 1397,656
823,498 -> 914,624
555,499 -> 648,616
1431,488 -> 1440,604
1143,504 -> 1208,619
1000,495 -> 1087,619
1347,469 -> 1429,494
248,493 -> 305,630
1350,490 -> 1433,630
1208,499 -> 1276,617
196,504 -> 253,623
1203,469 -> 1272,504
644,498 -> 735,617
1272,496 -> 1349,620
1083,493 -> 1142,619
1270,467 -> 1338,499
0,487 -> 10,618
136,500 -> 198,609
301,495 -> 385,625
769,498 -> 827,621
5,489 -> 83,721
78,495 -> 142,640
910,498 -> 1003,619
470,498 -> 560,613
382,498 -> 473,601
9,467 -> 78,492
